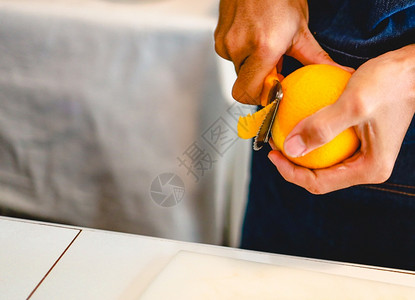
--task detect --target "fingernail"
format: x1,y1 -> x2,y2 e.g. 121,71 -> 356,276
284,135 -> 307,157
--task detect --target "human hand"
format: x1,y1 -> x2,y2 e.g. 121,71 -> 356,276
268,45 -> 415,194
214,0 -> 348,104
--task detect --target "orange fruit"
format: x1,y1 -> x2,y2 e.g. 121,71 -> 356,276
273,64 -> 359,169
237,64 -> 360,169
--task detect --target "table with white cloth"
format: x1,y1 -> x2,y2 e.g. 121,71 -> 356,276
0,0 -> 253,246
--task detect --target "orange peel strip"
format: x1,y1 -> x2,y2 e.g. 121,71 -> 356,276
237,102 -> 275,139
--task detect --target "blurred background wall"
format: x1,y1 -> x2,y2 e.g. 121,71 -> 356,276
0,0 -> 254,247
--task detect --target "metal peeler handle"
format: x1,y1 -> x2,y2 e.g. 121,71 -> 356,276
260,70 -> 283,107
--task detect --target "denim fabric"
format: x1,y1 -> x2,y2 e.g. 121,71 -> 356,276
241,1 -> 415,270
308,0 -> 415,68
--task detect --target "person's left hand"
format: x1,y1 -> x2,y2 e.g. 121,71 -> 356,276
268,45 -> 415,194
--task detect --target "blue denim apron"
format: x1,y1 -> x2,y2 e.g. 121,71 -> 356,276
241,0 -> 415,270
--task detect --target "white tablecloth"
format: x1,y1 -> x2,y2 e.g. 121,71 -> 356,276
0,0 -> 253,246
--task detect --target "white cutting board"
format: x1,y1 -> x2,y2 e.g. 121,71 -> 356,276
139,251 -> 415,299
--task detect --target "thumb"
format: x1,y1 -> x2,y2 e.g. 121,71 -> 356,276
288,27 -> 354,73
283,97 -> 358,158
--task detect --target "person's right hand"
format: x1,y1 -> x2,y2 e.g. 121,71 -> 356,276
214,0 -> 348,105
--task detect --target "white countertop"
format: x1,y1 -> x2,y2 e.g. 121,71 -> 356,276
1,216 -> 414,299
